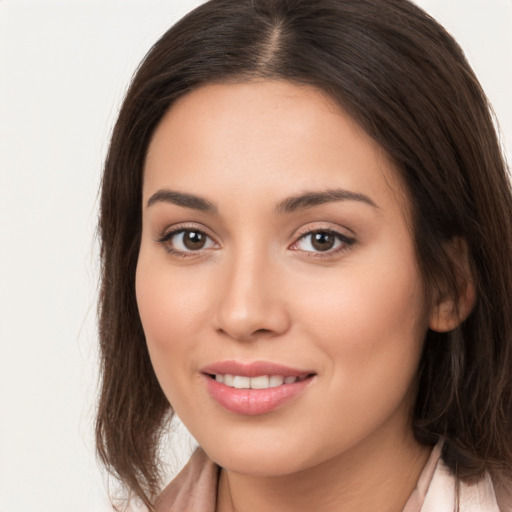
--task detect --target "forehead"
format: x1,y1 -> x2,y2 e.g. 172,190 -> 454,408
143,80 -> 409,217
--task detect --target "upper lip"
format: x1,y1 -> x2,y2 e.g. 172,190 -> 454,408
200,360 -> 315,378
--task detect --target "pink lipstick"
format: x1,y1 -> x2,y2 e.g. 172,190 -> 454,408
201,360 -> 315,415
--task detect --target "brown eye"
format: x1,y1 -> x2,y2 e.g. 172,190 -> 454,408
294,229 -> 355,254
182,230 -> 207,250
311,231 -> 336,251
159,228 -> 216,254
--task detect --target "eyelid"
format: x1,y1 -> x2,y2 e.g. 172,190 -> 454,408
291,222 -> 355,240
155,222 -> 220,256
288,223 -> 356,256
154,221 -> 355,258
156,221 -> 217,240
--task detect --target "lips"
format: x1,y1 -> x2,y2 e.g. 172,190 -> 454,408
201,360 -> 316,415
214,374 -> 305,389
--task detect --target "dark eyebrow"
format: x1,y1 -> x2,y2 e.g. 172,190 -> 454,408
146,189 -> 217,214
276,188 -> 379,214
146,187 -> 377,214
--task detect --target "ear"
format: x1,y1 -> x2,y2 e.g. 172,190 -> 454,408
429,237 -> 476,333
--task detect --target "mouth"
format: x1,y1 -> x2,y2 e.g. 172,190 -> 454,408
200,361 -> 316,415
206,373 -> 311,389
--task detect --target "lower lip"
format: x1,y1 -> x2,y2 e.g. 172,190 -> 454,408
203,375 -> 313,415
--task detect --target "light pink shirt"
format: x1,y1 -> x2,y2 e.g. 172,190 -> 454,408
155,442 -> 510,511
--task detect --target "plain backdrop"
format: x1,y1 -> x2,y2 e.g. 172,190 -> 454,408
0,1 -> 510,511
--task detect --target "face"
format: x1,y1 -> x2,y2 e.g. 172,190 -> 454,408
136,81 -> 431,476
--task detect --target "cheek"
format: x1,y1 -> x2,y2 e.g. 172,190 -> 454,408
136,249 -> 211,341
288,266 -> 427,455
294,249 -> 429,402
135,252 -> 213,401
297,262 -> 426,340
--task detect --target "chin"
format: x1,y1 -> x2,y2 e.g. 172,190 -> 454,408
196,428 -> 327,477
212,451 -> 305,477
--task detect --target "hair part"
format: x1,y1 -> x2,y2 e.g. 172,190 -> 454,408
96,0 -> 512,508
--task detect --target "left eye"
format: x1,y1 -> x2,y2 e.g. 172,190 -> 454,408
295,230 -> 353,253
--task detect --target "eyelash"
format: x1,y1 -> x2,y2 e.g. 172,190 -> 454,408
290,229 -> 356,258
156,226 -> 356,259
156,226 -> 217,258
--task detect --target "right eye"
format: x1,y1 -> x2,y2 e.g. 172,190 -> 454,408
158,228 -> 217,255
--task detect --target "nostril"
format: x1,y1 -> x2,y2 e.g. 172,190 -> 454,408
216,326 -> 279,342
254,328 -> 273,336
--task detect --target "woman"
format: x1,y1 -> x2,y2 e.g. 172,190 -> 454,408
95,0 -> 512,510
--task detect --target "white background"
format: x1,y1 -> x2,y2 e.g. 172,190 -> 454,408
0,1 -> 510,511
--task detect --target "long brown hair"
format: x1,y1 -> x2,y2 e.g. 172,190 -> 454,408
96,0 -> 512,508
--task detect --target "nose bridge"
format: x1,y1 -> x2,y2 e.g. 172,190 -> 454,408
215,240 -> 289,341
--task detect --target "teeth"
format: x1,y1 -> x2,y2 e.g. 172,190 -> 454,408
250,375 -> 269,389
233,376 -> 250,389
269,375 -> 284,387
214,374 -> 299,389
223,374 -> 235,387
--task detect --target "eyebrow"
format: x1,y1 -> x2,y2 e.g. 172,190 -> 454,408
147,189 -> 218,214
146,187 -> 378,214
275,188 -> 379,213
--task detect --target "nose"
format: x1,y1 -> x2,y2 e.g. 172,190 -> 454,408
214,248 -> 291,342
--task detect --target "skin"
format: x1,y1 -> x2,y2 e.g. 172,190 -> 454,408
136,81 -> 439,512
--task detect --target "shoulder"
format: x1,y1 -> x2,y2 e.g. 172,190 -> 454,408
458,471 -> 509,512
154,448 -> 220,512
423,456 -> 510,512
405,442 -> 510,512
494,482 -> 512,512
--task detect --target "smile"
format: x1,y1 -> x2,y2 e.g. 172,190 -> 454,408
212,374 -> 307,389
200,361 -> 316,415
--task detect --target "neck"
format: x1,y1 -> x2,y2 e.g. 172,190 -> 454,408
216,429 -> 430,512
